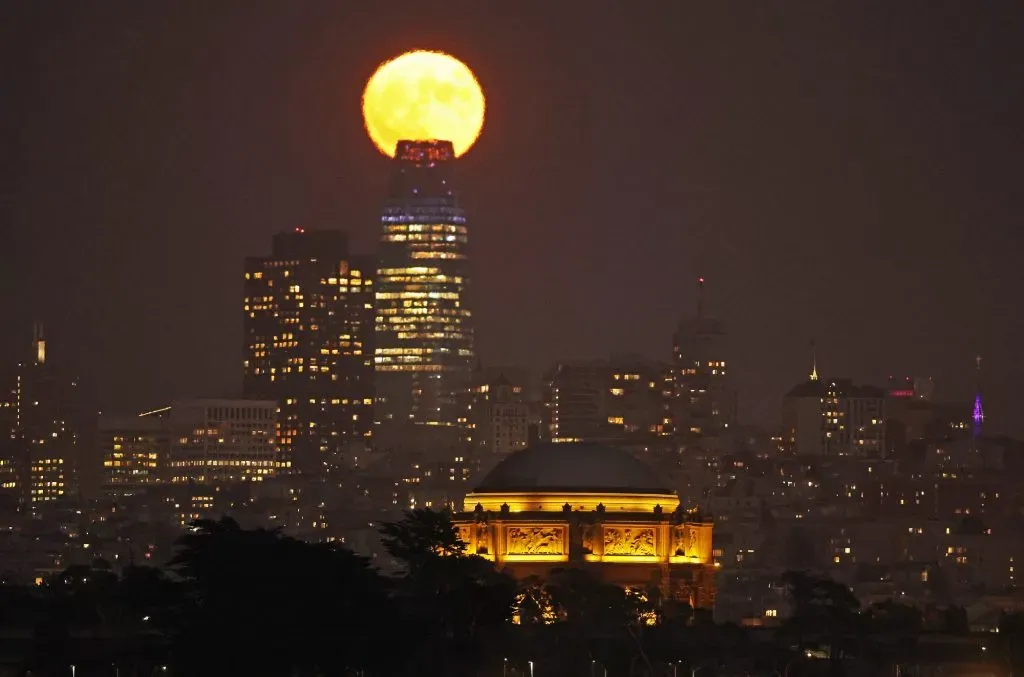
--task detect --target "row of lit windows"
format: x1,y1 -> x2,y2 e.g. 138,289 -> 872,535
376,284 -> 463,295
375,364 -> 451,373
381,208 -> 464,222
383,233 -> 467,244
379,266 -> 440,275
278,353 -> 367,365
103,460 -> 159,468
378,308 -> 470,320
380,331 -> 469,345
375,348 -> 473,362
109,451 -> 159,460
246,265 -> 366,277
377,291 -> 461,300
377,312 -> 472,324
168,459 -> 276,467
384,224 -> 465,234
382,300 -> 466,312
409,251 -> 465,260
378,326 -> 470,337
283,397 -> 373,406
377,275 -> 462,285
377,347 -> 445,356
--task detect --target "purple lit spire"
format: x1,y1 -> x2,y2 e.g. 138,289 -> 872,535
973,355 -> 984,438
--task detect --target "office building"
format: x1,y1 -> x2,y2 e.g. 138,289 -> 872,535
468,373 -> 531,457
165,399 -> 277,485
543,357 -> 673,443
0,327 -> 80,509
244,229 -> 375,473
374,140 -> 475,429
783,377 -> 886,457
99,412 -> 165,498
671,279 -> 736,436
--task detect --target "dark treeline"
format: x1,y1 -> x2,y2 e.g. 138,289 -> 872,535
1,509 -> 1020,677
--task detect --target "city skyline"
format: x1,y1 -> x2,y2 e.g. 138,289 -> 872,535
2,3 -> 1022,434
4,6 -> 1024,672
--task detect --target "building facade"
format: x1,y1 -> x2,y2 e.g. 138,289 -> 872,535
543,358 -> 673,443
672,280 -> 736,436
0,328 -> 80,510
244,228 -> 375,473
374,140 -> 474,429
454,443 -> 716,608
165,399 -> 277,486
469,374 -> 531,457
783,378 -> 886,456
99,413 -> 165,498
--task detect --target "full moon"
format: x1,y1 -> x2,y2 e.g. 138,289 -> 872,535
362,50 -> 485,158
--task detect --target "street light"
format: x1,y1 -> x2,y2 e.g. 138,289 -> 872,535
504,658 -> 508,677
528,660 -> 534,677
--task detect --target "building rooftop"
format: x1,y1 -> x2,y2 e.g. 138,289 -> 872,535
473,442 -> 673,494
785,378 -> 886,399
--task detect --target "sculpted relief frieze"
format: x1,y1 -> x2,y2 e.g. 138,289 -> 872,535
672,526 -> 698,556
581,525 -> 599,554
603,527 -> 656,557
478,526 -> 491,553
506,526 -> 565,555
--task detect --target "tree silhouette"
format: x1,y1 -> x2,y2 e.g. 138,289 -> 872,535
781,570 -> 861,671
380,507 -> 467,571
865,599 -> 922,635
170,517 -> 388,677
999,611 -> 1024,674
380,508 -> 515,677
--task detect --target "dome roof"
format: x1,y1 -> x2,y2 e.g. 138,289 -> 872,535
474,442 -> 672,494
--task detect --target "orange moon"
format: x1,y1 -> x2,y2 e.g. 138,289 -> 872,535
362,50 -> 485,158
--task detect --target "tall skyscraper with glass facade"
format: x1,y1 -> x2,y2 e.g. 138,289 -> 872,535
374,140 -> 474,428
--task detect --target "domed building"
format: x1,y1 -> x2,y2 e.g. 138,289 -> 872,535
454,442 -> 716,608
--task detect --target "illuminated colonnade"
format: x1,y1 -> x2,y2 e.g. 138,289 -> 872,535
452,443 -> 717,608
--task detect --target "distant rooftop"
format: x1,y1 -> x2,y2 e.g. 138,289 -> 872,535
786,378 -> 886,398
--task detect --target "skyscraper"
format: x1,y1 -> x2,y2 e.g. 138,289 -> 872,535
782,376 -> 886,457
165,399 -> 278,485
0,326 -> 80,509
671,278 -> 736,436
468,372 -> 531,457
99,412 -> 164,498
374,140 -> 474,429
542,357 -> 673,443
243,229 -> 375,473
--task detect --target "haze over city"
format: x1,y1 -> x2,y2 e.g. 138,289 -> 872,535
2,3 -> 1024,676
3,2 -> 1023,432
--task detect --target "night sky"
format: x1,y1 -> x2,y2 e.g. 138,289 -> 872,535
2,2 -> 1023,433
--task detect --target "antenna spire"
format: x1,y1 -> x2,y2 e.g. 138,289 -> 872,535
33,323 -> 45,365
696,276 -> 705,318
973,355 -> 984,437
809,340 -> 819,382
